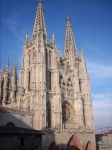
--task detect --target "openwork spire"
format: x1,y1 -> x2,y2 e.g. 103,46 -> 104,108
64,18 -> 78,56
32,0 -> 47,37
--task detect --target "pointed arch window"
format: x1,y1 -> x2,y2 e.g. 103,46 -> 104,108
48,70 -> 51,90
28,72 -> 31,91
1,80 -> 4,101
49,52 -> 52,68
79,79 -> 81,92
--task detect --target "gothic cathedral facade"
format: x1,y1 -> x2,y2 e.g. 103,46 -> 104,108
0,0 -> 95,149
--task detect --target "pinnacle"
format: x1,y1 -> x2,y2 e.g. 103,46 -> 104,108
67,17 -> 70,21
25,32 -> 28,39
6,57 -> 9,64
38,0 -> 42,3
66,17 -> 72,27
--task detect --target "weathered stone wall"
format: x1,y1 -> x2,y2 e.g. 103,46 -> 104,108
0,108 -> 32,129
42,130 -> 96,150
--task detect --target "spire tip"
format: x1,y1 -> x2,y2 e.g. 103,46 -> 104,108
38,0 -> 42,3
67,17 -> 70,21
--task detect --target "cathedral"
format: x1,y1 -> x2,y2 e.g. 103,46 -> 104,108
0,0 -> 96,150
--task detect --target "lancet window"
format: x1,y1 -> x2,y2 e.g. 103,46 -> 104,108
28,72 -> 31,91
59,76 -> 74,97
49,52 -> 52,68
0,80 -> 4,101
66,78 -> 74,97
79,79 -> 81,92
48,70 -> 51,90
47,101 -> 51,128
60,75 -> 66,95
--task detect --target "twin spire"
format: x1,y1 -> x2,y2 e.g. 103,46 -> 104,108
5,57 -> 17,75
33,0 -> 78,57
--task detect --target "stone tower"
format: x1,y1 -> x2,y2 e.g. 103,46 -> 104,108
0,0 -> 95,150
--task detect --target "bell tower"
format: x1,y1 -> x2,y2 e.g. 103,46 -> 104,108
19,0 -> 47,130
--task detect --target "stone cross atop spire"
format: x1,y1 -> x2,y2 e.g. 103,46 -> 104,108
64,18 -> 78,57
32,0 -> 47,38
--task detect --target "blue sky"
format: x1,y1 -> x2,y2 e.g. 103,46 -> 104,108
1,0 -> 112,133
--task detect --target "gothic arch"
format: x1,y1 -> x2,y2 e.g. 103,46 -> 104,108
67,134 -> 82,150
6,122 -> 15,127
62,101 -> 75,123
86,141 -> 93,150
27,52 -> 31,67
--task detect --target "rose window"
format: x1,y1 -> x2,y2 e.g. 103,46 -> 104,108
62,104 -> 71,122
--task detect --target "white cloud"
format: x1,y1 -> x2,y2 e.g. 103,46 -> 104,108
92,92 -> 112,112
92,92 -> 112,102
87,62 -> 112,78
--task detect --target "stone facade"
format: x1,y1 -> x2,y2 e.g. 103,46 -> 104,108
0,0 -> 95,149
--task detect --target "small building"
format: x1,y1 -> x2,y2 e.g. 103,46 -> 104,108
0,124 -> 43,150
96,130 -> 112,150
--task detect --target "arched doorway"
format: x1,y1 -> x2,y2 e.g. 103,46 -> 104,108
6,122 -> 15,127
48,141 -> 60,150
67,135 -> 82,150
86,141 -> 93,150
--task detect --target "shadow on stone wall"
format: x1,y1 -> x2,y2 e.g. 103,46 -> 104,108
0,106 -> 43,150
0,106 -> 33,128
0,107 -> 94,150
